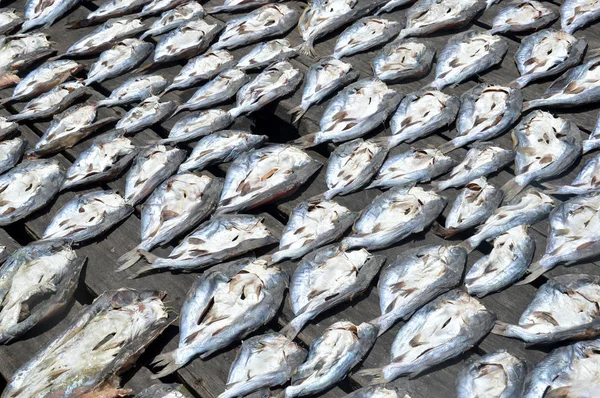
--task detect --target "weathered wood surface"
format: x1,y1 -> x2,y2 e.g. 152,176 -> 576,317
0,0 -> 599,396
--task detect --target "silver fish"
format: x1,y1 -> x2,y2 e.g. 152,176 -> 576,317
206,0 -> 280,14
358,290 -> 495,383
213,4 -> 300,50
465,225 -> 535,297
41,190 -> 133,243
2,289 -> 170,398
0,159 -> 65,226
372,38 -> 435,83
72,0 -> 153,28
0,117 -> 17,140
237,39 -> 297,72
289,57 -> 359,123
371,244 -> 466,336
545,153 -> 600,195
270,200 -> 356,263
434,143 -> 515,191
21,0 -> 78,32
97,74 -> 168,108
229,60 -> 303,119
322,138 -> 388,199
0,9 -> 23,35
490,1 -> 558,35
2,60 -> 81,104
285,321 -> 378,398
430,30 -> 508,91
0,241 -> 82,344
583,113 -> 600,154
376,0 -> 417,15
461,189 -> 554,253
137,384 -> 191,398
123,145 -> 186,205
456,350 -> 527,398
7,80 -> 87,122
520,192 -> 600,284
333,17 -> 402,59
216,144 -> 322,214
398,0 -> 486,39
164,49 -> 236,93
502,111 -> 581,202
116,96 -> 176,134
293,78 -> 402,148
220,333 -> 307,398
341,185 -> 447,250
140,2 -> 206,39
61,132 -> 137,191
388,89 -> 460,147
175,68 -> 249,114
435,177 -> 503,238
494,274 -> 600,344
368,148 -> 455,190
117,172 -> 222,271
60,17 -> 146,58
178,130 -> 267,173
151,258 -> 287,377
346,386 -> 410,398
522,339 -> 600,398
138,0 -> 190,17
0,137 -> 26,174
135,214 -> 277,275
523,57 -> 600,111
561,0 -> 600,34
28,103 -> 119,157
161,109 -> 233,144
439,84 -> 522,154
85,39 -> 153,85
0,33 -> 55,86
513,30 -> 586,89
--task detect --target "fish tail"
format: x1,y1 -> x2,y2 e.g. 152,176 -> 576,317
0,96 -> 15,105
369,315 -> 394,337
516,261 -> 549,285
458,238 -> 476,254
129,265 -> 158,279
431,223 -> 458,238
437,139 -> 459,154
135,63 -> 156,74
228,106 -> 244,120
521,101 -> 538,113
289,133 -> 318,149
289,104 -> 308,124
296,41 -> 316,58
355,368 -> 386,385
205,5 -> 226,13
140,31 -> 150,40
308,191 -> 328,202
47,53 -> 64,62
281,315 -> 310,340
500,178 -> 526,203
510,76 -> 528,89
0,73 -> 20,89
67,18 -> 92,29
116,247 -> 142,272
491,321 -> 518,337
150,350 -> 186,379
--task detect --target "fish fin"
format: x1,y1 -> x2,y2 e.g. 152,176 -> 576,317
151,350 -> 184,379
280,322 -> 301,340
516,261 -> 548,285
355,368 -> 386,385
289,104 -> 308,124
129,264 -> 158,279
491,321 -> 515,337
135,62 -> 156,74
0,73 -> 20,89
115,248 -> 142,272
431,223 -> 458,238
138,249 -> 159,264
437,140 -> 459,154
0,96 -> 15,105
296,41 -> 317,58
172,105 -> 187,116
290,133 -> 318,149
500,178 -> 526,203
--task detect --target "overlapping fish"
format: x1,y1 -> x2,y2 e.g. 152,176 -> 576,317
376,0 -> 417,15
0,9 -> 22,35
97,74 -> 168,108
237,39 -> 297,71
371,244 -> 466,336
207,0 -> 279,14
0,118 -> 17,140
561,0 -> 600,34
21,0 -> 78,32
115,96 -> 176,134
137,0 -> 190,17
0,137 -> 26,174
490,1 -> 558,35
346,386 -> 409,398
85,39 -> 153,85
164,50 -> 235,93
333,17 -> 401,59
161,109 -> 233,144
141,1 -> 205,39
372,39 -> 435,83
0,33 -> 55,89
71,0 -> 153,28
545,152 -> 600,195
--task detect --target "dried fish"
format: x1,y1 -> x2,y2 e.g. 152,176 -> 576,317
85,39 -> 153,85
176,69 -> 249,114
137,384 -> 191,398
388,89 -> 460,147
545,153 -> 600,195
0,117 -> 17,140
292,78 -> 402,148
0,137 -> 26,174
0,159 -> 65,226
368,148 -> 455,190
237,39 -> 297,71
372,38 -> 435,83
178,130 -> 267,173
220,333 -> 307,398
28,103 -> 119,157
0,242 -> 83,344
358,290 -> 495,383
290,57 -> 359,123
161,109 -> 233,144
434,143 -> 515,191
229,60 -> 303,119
561,0 -> 600,34
0,9 -> 22,35
3,289 -> 170,398
494,274 -> 600,344
371,245 -> 465,336
333,17 -> 402,59
151,258 -> 287,377
465,225 -> 535,297
213,4 -> 300,50
72,0 -> 153,28
207,0 -> 279,14
584,114 -> 600,154
118,173 -> 222,271
164,49 -> 235,93
41,190 -> 133,243
270,200 -> 356,263
430,30 -> 508,90
61,132 -> 137,191
217,144 -> 321,214
341,185 -> 447,250
490,1 -> 558,35
124,145 -> 186,205
135,214 -> 277,275
520,193 -> 600,284
435,177 -> 503,238
97,75 -> 168,108
503,111 -> 581,201
456,350 -> 527,398
346,386 -> 409,398
398,0 -> 486,39
22,0 -> 78,32
0,33 -> 55,87
283,245 -> 384,339
138,0 -> 190,17
376,0 -> 417,15
513,30 -> 586,89
116,96 -> 176,134
285,321 -> 378,398
322,138 -> 388,199
460,189 -> 554,253
141,2 -> 205,39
